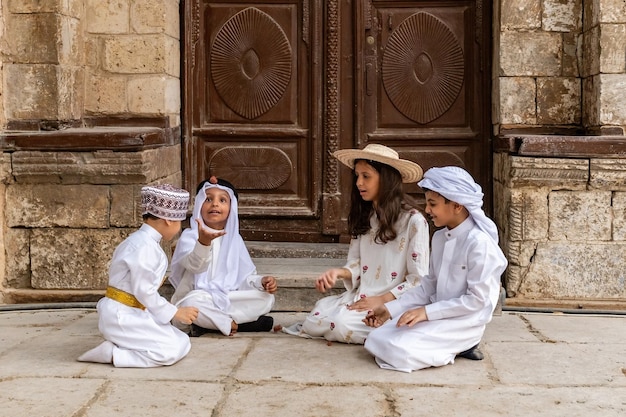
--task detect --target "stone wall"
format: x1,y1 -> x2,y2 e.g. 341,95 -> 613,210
494,150 -> 626,306
0,0 -> 183,303
495,1 -> 626,307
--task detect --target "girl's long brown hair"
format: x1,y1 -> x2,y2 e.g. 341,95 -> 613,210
347,159 -> 417,243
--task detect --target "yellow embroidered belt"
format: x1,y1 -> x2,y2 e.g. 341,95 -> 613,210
105,286 -> 146,310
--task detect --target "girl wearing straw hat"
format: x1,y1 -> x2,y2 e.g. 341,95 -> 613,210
283,144 -> 430,344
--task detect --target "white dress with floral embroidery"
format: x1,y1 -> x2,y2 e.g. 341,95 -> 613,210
284,209 -> 430,344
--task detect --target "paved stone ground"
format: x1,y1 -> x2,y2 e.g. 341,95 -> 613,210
0,309 -> 625,417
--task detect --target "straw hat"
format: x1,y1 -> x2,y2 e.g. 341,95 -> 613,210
333,144 -> 423,183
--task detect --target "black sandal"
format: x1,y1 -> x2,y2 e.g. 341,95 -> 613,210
236,315 -> 274,332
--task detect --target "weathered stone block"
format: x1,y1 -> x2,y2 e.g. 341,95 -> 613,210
6,184 -> 109,228
7,0 -> 82,16
542,0 -> 582,32
600,24 -> 626,73
143,145 -> 182,183
5,64 -> 59,120
128,75 -> 181,114
31,228 -> 132,289
58,15 -> 83,66
509,189 -> 549,241
499,77 -> 536,124
504,264 -> 524,297
5,14 -> 59,63
614,192 -> 626,241
548,191 -> 612,241
85,72 -> 128,114
11,147 -> 182,185
507,157 -> 589,189
507,241 -> 540,268
590,159 -> 626,190
517,242 -> 626,298
3,228 -> 31,288
537,77 -> 581,124
505,241 -> 542,296
104,36 -> 169,74
58,66 -> 84,120
600,74 -> 626,125
85,0 -> 129,34
131,0 -> 180,38
501,0 -> 541,30
110,185 -> 143,227
500,32 -> 562,76
600,0 -> 626,23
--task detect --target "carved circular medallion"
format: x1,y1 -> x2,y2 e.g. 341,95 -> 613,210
382,12 -> 464,124
211,7 -> 293,120
208,146 -> 293,190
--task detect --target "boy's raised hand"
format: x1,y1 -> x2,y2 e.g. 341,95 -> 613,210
174,306 -> 199,325
262,276 -> 278,294
196,218 -> 225,246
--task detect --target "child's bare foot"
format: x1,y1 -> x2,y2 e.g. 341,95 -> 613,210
229,321 -> 238,336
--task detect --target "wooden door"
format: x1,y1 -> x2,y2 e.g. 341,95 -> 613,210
183,1 -> 326,241
350,0 -> 492,207
183,0 -> 492,241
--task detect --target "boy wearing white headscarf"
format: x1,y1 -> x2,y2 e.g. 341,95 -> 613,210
169,176 -> 277,336
363,166 -> 508,372
78,184 -> 199,367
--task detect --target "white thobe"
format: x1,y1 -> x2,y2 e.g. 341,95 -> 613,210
364,217 -> 508,372
290,210 -> 429,344
96,224 -> 191,367
171,235 -> 274,335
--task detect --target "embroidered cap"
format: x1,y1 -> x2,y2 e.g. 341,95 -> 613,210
141,184 -> 190,221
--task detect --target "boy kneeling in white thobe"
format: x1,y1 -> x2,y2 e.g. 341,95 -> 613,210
78,184 -> 199,367
363,166 -> 508,372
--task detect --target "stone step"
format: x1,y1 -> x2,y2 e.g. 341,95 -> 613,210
245,241 -> 349,259
248,242 -> 349,311
254,257 -> 346,311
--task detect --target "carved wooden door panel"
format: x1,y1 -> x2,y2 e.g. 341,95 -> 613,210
354,0 -> 492,206
183,1 -> 324,241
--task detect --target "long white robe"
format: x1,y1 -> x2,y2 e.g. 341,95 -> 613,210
364,217 -> 508,372
170,235 -> 274,335
96,224 -> 191,368
286,210 -> 429,344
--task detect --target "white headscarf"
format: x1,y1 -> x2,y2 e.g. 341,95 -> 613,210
418,166 -> 499,244
169,180 -> 256,310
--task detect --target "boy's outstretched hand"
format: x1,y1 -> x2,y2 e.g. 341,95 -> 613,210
174,306 -> 199,325
262,276 -> 278,294
396,307 -> 428,327
196,218 -> 226,246
363,304 -> 391,328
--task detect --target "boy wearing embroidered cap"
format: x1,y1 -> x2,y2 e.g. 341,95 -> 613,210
283,144 -> 430,344
363,166 -> 508,372
169,176 -> 277,337
78,184 -> 199,367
